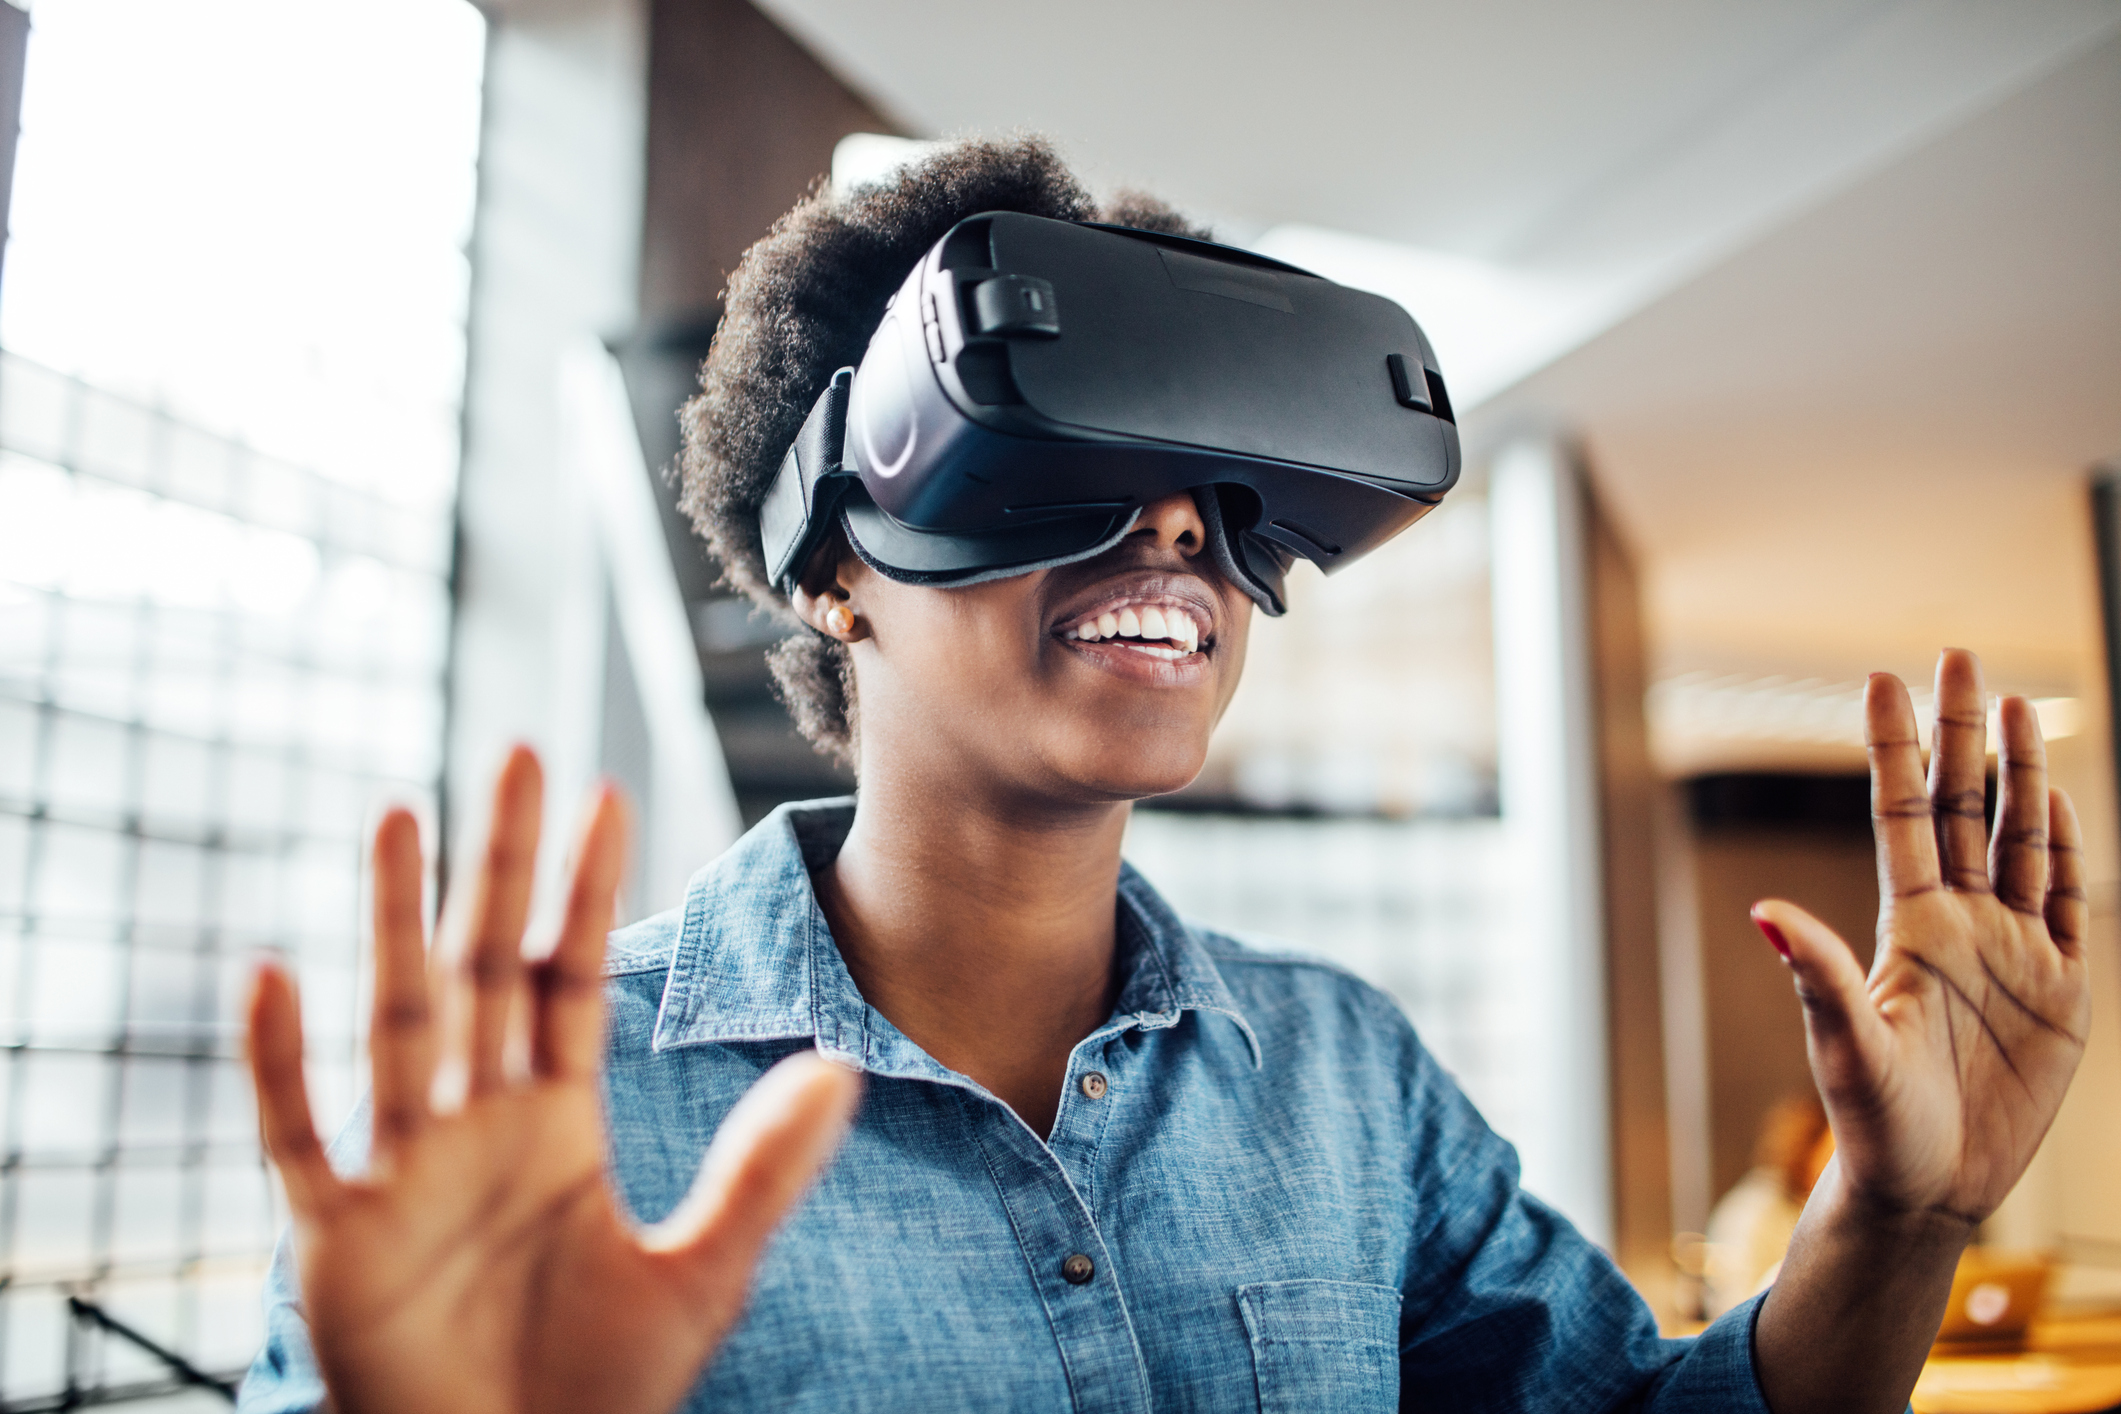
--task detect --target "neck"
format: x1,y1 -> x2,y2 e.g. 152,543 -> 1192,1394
814,767 -> 1127,1139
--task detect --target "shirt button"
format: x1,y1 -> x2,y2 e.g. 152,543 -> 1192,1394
1078,1071 -> 1108,1100
1062,1252 -> 1095,1285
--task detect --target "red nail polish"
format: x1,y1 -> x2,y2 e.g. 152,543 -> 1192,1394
1753,914 -> 1792,961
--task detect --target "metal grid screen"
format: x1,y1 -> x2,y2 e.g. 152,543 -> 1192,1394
0,352 -> 453,1405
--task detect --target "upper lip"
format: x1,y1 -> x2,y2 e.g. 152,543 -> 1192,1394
1048,570 -> 1221,647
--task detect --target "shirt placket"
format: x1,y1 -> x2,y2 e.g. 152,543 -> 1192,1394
1047,1025 -> 1130,1209
963,1078 -> 1152,1414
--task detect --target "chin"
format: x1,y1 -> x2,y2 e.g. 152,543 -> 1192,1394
1057,749 -> 1207,804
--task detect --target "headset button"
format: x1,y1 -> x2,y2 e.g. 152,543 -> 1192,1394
1387,353 -> 1434,411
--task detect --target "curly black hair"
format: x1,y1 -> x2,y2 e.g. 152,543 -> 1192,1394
677,136 -> 1209,765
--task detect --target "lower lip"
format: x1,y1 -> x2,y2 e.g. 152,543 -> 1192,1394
1056,636 -> 1213,686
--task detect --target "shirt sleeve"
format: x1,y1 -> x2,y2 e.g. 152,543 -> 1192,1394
234,1098 -> 371,1414
1397,1060 -> 1773,1413
234,1229 -> 328,1414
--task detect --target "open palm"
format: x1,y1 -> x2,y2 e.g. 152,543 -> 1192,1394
246,748 -> 862,1414
1755,649 -> 2090,1227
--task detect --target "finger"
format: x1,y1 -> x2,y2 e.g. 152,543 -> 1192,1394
1865,673 -> 1941,902
1928,649 -> 1990,892
368,809 -> 436,1150
1989,696 -> 2049,914
246,960 -> 346,1218
642,1052 -> 862,1309
1751,900 -> 1891,1106
439,745 -> 543,1100
532,784 -> 629,1081
2045,787 -> 2088,957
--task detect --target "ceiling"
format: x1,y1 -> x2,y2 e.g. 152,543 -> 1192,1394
1476,27 -> 2121,732
754,0 -> 2121,775
756,0 -> 2112,262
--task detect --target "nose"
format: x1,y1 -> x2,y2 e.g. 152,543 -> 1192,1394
1131,491 -> 1206,556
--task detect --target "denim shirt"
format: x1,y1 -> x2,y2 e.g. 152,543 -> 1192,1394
240,798 -> 1770,1413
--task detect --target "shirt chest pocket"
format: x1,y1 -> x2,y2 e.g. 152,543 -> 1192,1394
1237,1279 -> 1402,1413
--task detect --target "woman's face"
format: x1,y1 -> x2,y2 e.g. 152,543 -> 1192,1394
803,492 -> 1256,807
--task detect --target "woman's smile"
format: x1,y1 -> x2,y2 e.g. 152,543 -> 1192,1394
1046,568 -> 1223,686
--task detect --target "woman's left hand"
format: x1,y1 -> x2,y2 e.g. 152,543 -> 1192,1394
1754,646 -> 2090,1236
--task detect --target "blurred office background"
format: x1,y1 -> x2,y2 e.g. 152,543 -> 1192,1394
0,0 -> 2116,1404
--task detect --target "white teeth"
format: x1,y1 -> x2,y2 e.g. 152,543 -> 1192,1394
1065,603 -> 1207,651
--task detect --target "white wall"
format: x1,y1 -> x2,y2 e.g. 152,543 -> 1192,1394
447,0 -> 646,878
1488,436 -> 1615,1248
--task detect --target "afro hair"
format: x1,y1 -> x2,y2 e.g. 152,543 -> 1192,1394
677,136 -> 1209,765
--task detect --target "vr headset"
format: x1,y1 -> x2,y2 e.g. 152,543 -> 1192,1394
758,211 -> 1459,616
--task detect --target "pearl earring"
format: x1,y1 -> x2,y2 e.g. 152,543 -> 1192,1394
823,603 -> 855,636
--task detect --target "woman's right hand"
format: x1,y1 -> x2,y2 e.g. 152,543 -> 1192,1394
246,746 -> 862,1414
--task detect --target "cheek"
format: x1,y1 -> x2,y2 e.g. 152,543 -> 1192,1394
1216,617 -> 1252,693
859,586 -> 1054,728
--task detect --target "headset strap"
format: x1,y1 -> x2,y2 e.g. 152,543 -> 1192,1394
759,367 -> 856,594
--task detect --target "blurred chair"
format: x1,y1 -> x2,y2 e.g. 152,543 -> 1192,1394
1702,1093 -> 1835,1317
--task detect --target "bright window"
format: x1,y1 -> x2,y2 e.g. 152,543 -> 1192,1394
0,0 -> 483,1399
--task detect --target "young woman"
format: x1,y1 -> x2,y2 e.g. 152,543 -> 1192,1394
238,140 -> 2091,1414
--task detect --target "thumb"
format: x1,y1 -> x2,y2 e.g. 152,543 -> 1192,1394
1750,899 -> 1886,1097
641,1050 -> 862,1306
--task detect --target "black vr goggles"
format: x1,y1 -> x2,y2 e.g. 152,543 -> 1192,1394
759,211 -> 1460,616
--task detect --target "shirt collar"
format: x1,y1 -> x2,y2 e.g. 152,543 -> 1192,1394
650,798 -> 1261,1080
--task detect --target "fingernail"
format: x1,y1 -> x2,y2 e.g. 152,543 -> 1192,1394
1752,911 -> 1792,962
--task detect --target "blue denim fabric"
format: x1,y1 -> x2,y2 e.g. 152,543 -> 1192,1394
239,798 -> 1771,1413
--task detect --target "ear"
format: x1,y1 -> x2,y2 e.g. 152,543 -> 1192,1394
787,533 -> 868,644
